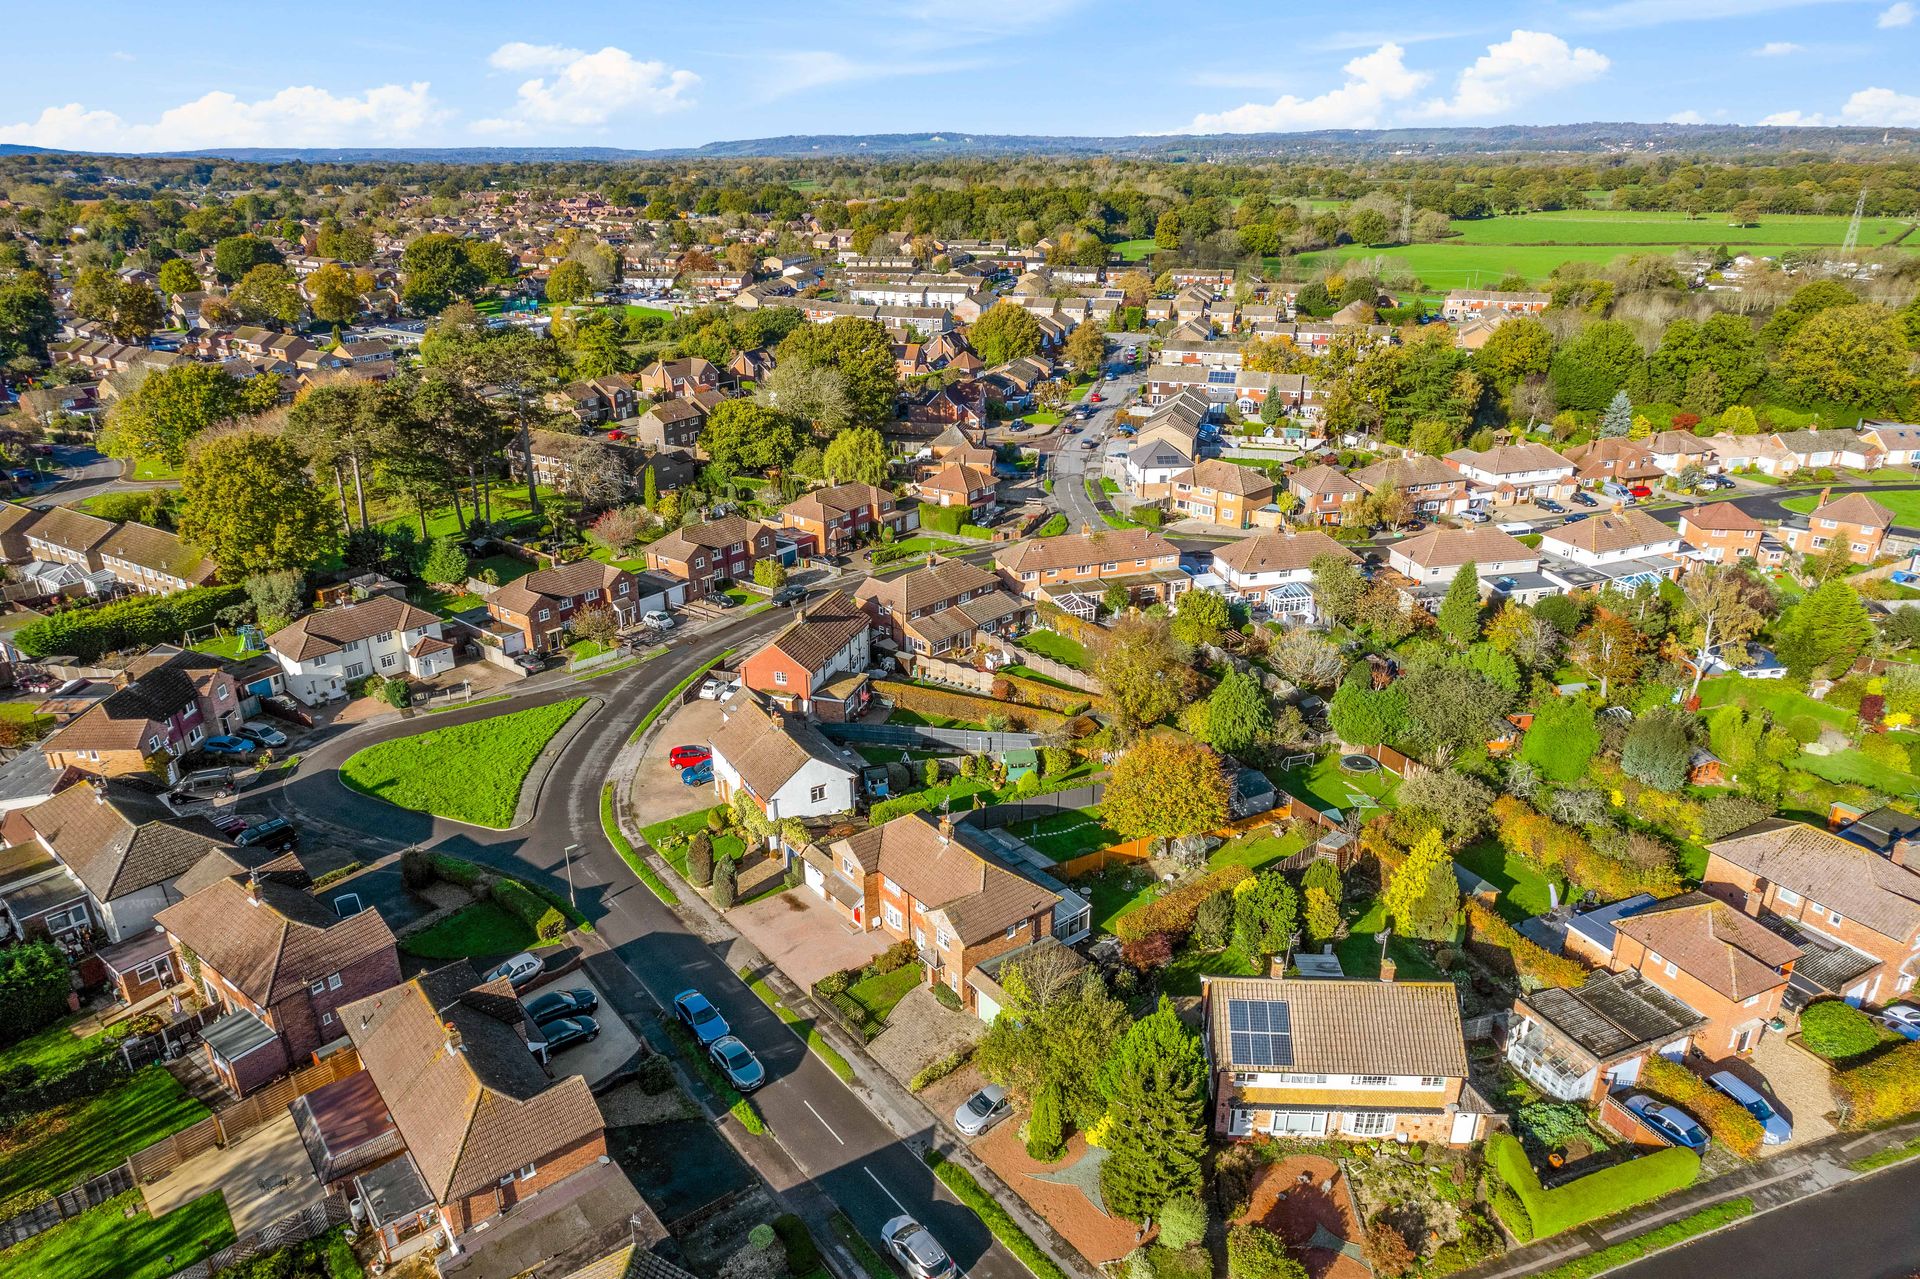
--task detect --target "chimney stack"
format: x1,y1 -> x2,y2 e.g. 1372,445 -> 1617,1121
443,1020 -> 464,1056
1892,839 -> 1911,870
1379,956 -> 1397,983
246,871 -> 260,906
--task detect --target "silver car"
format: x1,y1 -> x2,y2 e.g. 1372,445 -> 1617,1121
954,1083 -> 1012,1137
883,1216 -> 955,1279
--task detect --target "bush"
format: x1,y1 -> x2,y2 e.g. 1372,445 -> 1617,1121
1027,1080 -> 1064,1161
872,940 -> 919,975
1639,1057 -> 1764,1158
1801,999 -> 1884,1060
1833,1040 -> 1920,1128
0,942 -> 70,1051
13,583 -> 248,661
1226,1224 -> 1307,1279
688,831 -> 715,887
1002,672 -> 1109,717
910,1045 -> 973,1092
1699,793 -> 1773,842
1112,864 -> 1253,944
431,854 -> 489,888
382,677 -> 411,709
1122,931 -> 1175,972
1365,1219 -> 1418,1275
772,1215 -> 820,1277
400,848 -> 436,890
1486,1132 -> 1699,1239
1488,1183 -> 1534,1243
1156,1196 -> 1208,1251
815,969 -> 853,998
1464,901 -> 1589,990
713,857 -> 737,909
1490,796 -> 1678,899
490,878 -> 567,942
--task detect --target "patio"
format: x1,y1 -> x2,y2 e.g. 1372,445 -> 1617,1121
141,1112 -> 322,1236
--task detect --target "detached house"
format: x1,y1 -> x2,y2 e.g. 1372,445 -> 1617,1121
268,596 -> 453,705
1207,532 -> 1356,611
994,527 -> 1185,607
1679,502 -> 1771,565
1645,431 -> 1718,478
1566,438 -> 1663,487
1204,977 -> 1492,1146
1288,465 -> 1365,526
639,357 -> 721,399
646,517 -> 777,599
709,696 -> 859,821
156,868 -> 400,1095
737,591 -> 872,720
632,398 -> 705,451
1443,443 -> 1576,506
1385,528 -> 1554,604
1350,456 -> 1472,516
1780,491 -> 1893,565
1170,459 -> 1274,529
916,463 -> 996,514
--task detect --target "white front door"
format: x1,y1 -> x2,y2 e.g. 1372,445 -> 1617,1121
1450,1111 -> 1479,1145
1228,1108 -> 1253,1137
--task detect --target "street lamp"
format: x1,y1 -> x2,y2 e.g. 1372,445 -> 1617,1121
563,843 -> 579,908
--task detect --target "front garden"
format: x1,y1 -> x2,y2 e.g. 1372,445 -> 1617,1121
395,851 -> 586,959
339,696 -> 588,827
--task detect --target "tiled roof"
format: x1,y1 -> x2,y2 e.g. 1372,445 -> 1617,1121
45,649 -> 229,754
857,559 -> 999,614
1681,502 -> 1763,532
1644,431 -> 1714,455
1542,509 -> 1677,556
1613,891 -> 1800,1002
995,527 -> 1177,575
21,777 -> 231,901
27,506 -> 114,553
490,561 -> 627,616
827,812 -> 1057,943
1811,492 -> 1893,530
1708,819 -> 1920,941
710,697 -> 855,799
1445,442 -> 1572,476
922,463 -> 994,496
1391,527 -> 1535,569
1289,465 -> 1363,497
1206,978 -> 1470,1078
1350,456 -> 1460,490
156,873 -> 396,1007
268,596 -> 441,663
648,516 -> 770,561
1177,459 -> 1273,497
97,522 -> 214,583
1212,531 -> 1355,577
760,592 -> 868,673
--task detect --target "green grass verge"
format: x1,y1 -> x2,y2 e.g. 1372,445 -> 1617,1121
602,784 -> 678,905
640,807 -> 746,879
1850,1134 -> 1920,1171
830,1212 -> 896,1279
922,1149 -> 1069,1279
340,697 -> 587,827
575,655 -> 643,681
424,694 -> 510,714
738,966 -> 857,1084
661,1015 -> 767,1135
0,1190 -> 234,1279
0,1068 -> 210,1207
1530,1197 -> 1754,1279
400,899 -> 553,960
630,652 -> 732,744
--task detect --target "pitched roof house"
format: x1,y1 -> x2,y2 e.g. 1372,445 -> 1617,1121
485,561 -> 644,652
645,517 -> 777,599
43,647 -> 246,779
268,596 -> 453,705
1605,892 -> 1801,1060
854,559 -> 1031,655
1170,459 -> 1274,529
1780,491 -> 1894,565
709,695 -> 859,821
1507,971 -> 1706,1103
1679,502 -> 1770,565
737,591 -> 873,720
994,527 -> 1184,606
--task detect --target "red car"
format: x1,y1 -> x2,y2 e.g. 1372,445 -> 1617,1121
669,745 -> 711,769
1087,392 -> 1104,403
1627,484 -> 1653,499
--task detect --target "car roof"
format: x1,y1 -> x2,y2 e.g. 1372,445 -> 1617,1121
1707,1071 -> 1761,1099
977,1083 -> 1007,1102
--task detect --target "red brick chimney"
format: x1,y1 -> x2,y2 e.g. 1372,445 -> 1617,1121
1379,955 -> 1397,983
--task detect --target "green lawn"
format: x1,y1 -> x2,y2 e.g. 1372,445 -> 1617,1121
1794,747 -> 1920,796
0,1068 -> 210,1207
1007,808 -> 1120,862
1458,838 -> 1565,922
886,707 -> 987,731
0,1190 -> 234,1279
339,698 -> 588,828
186,632 -> 256,661
625,304 -> 673,322
0,1015 -> 118,1079
0,701 -> 55,741
1164,944 -> 1261,996
1000,664 -> 1081,692
1026,408 -> 1062,427
1016,629 -> 1091,671
887,535 -> 961,557
567,638 -> 614,662
1694,676 -> 1853,733
1083,867 -> 1162,935
1111,239 -> 1157,262
846,965 -> 925,1025
375,484 -> 546,542
129,458 -> 181,482
640,806 -> 747,879
400,900 -> 551,960
1269,754 -> 1398,815
1781,489 -> 1920,527
410,583 -> 487,617
1209,828 -> 1309,874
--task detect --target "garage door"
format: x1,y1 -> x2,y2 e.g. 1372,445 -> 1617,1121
803,861 -> 825,897
975,989 -> 1002,1023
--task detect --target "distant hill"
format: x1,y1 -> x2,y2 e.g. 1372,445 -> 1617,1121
0,144 -> 51,156
7,123 -> 1917,164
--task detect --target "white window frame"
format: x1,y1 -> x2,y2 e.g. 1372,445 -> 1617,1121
1345,1111 -> 1391,1137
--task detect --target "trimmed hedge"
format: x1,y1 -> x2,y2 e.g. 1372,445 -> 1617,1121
1464,901 -> 1588,991
0,941 -> 74,1050
876,679 -> 1068,733
1639,1056 -> 1764,1158
1833,1040 -> 1920,1128
1491,797 -> 1680,900
1487,1132 -> 1699,1239
1801,999 -> 1884,1060
1113,864 -> 1253,944
14,583 -> 247,661
490,878 -> 567,942
996,673 -> 1103,717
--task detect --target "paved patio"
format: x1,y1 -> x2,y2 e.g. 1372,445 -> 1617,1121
141,1112 -> 322,1235
869,986 -> 986,1083
730,883 -> 887,990
1743,1033 -> 1839,1151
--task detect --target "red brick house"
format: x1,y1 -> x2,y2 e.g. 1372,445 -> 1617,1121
645,517 -> 778,598
737,591 -> 873,720
853,558 -> 1031,655
916,462 -> 996,513
1603,892 -> 1799,1060
156,869 -> 400,1095
778,483 -> 910,555
1781,492 -> 1894,565
43,647 -> 246,780
1679,502 -> 1771,565
485,561 -> 641,652
638,357 -> 720,399
1288,465 -> 1364,526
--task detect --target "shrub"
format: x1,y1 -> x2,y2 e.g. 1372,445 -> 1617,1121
1027,1080 -> 1064,1161
713,857 -> 737,908
1699,793 -> 1773,841
1226,1224 -> 1307,1279
1122,932 -> 1175,972
815,969 -> 853,998
773,1215 -> 821,1277
13,582 -> 248,661
873,940 -> 918,975
490,878 -> 567,942
1486,1132 -> 1699,1239
874,679 -> 1068,732
1112,864 -> 1253,944
1833,1040 -> 1920,1128
707,806 -> 727,833
1003,672 -> 1109,717
1427,1211 -> 1503,1276
1488,1183 -> 1533,1242
1156,1196 -> 1208,1251
1192,891 -> 1235,950
400,848 -> 436,890
1639,1056 -> 1764,1158
910,1045 -> 973,1091
1490,796 -> 1678,899
687,831 -> 715,887
1464,900 -> 1588,990
431,854 -> 488,888
1801,999 -> 1883,1060
383,677 -> 412,709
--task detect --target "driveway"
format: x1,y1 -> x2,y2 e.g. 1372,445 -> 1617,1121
1743,1033 -> 1839,1150
141,1112 -> 322,1235
539,973 -> 644,1087
730,884 -> 887,990
629,698 -> 730,826
869,986 -> 986,1084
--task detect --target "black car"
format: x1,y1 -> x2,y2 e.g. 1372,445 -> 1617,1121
709,592 -> 739,609
524,988 -> 599,1025
771,585 -> 808,607
1570,492 -> 1598,508
1537,499 -> 1565,513
538,1015 -> 599,1053
233,816 -> 298,850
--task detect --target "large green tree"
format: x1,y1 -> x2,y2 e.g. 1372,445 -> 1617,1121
401,233 -> 488,314
1206,669 -> 1275,757
1437,562 -> 1482,645
101,363 -> 247,467
1776,303 -> 1912,413
1063,318 -> 1107,373
773,317 -> 897,427
1549,320 -> 1643,412
969,300 -> 1046,368
1233,870 -> 1299,965
821,426 -> 889,486
1774,578 -> 1874,682
1383,829 -> 1461,942
1519,695 -> 1600,783
1094,615 -> 1196,732
701,400 -> 806,474
1097,997 -> 1208,1222
212,233 -> 282,284
0,270 -> 58,372
974,954 -> 1130,1131
178,430 -> 340,576
228,263 -> 303,325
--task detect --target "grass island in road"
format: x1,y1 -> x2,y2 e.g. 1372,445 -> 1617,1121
340,697 -> 588,828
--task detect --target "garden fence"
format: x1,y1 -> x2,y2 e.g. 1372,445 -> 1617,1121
166,1193 -> 351,1279
817,722 -> 1042,753
982,636 -> 1105,694
964,782 -> 1107,831
0,1161 -> 134,1248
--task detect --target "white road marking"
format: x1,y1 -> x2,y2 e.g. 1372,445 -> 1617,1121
806,1100 -> 844,1143
865,1166 -> 909,1215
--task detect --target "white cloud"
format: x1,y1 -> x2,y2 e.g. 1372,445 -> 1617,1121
108,51 -> 134,63
1181,43 -> 1428,133
748,51 -> 980,100
1667,109 -> 1707,123
1420,30 -> 1609,119
0,82 -> 443,151
475,45 -> 698,133
1760,86 -> 1920,126
1880,2 -> 1916,25
1753,40 -> 1803,54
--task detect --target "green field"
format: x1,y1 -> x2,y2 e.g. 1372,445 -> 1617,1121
340,697 -> 588,827
1111,239 -> 1156,262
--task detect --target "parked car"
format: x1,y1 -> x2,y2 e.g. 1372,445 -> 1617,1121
673,989 -> 729,1045
1623,1094 -> 1709,1151
200,735 -> 256,758
954,1083 -> 1012,1137
1537,498 -> 1565,513
1570,491 -> 1598,508
1706,1071 -> 1792,1144
709,593 -> 739,609
484,952 -> 545,990
771,585 -> 808,607
1628,484 -> 1654,499
514,652 -> 546,673
883,1217 -> 956,1279
175,768 -> 235,800
669,745 -> 711,769
681,761 -> 714,786
708,1035 -> 766,1091
1879,1003 -> 1920,1040
538,1015 -> 599,1053
697,678 -> 730,701
1459,510 -> 1490,524
238,721 -> 289,749
642,610 -> 675,631
209,813 -> 250,835
1087,392 -> 1104,403
523,988 -> 598,1025
233,816 -> 297,850
1561,512 -> 1589,524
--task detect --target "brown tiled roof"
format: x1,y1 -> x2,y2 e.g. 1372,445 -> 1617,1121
1811,492 -> 1893,530
827,812 -> 1057,943
1682,502 -> 1763,533
856,559 -> 999,614
1177,459 -> 1273,498
1542,508 -> 1677,556
760,592 -> 868,673
268,595 -> 441,663
46,649 -> 228,755
710,698 -> 855,798
642,399 -> 703,425
1613,891 -> 1799,1003
156,873 -> 396,1007
1709,820 -> 1920,941
1644,431 -> 1714,456
1350,456 -> 1460,491
1391,527 -> 1535,569
27,506 -> 114,554
1206,977 -> 1470,1078
342,962 -> 604,1204
99,521 -> 214,582
1288,465 -> 1363,498
489,560 -> 627,616
648,516 -> 770,562
994,527 -> 1177,575
921,463 -> 994,497
1212,531 -> 1355,577
21,778 -> 231,900
1446,442 -> 1571,475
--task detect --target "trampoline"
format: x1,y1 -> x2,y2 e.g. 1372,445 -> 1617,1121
1338,754 -> 1381,776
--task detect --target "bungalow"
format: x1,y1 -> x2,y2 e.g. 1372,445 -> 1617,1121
1204,977 -> 1492,1145
778,482 -> 911,555
485,561 -> 647,652
645,517 -> 778,599
1170,459 -> 1274,529
1385,527 -> 1548,599
1679,502 -> 1773,564
268,596 -> 453,705
1779,491 -> 1893,564
737,591 -> 873,721
1859,420 -> 1920,467
709,696 -> 859,821
995,527 -> 1186,607
1536,509 -> 1684,593
1443,443 -> 1576,506
1770,428 -> 1878,473
1644,431 -> 1718,478
1506,971 -> 1704,1103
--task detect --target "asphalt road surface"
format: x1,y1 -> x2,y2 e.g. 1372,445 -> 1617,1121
260,613 -> 1038,1279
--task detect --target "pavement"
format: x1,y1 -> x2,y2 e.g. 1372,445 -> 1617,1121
141,1112 -> 322,1235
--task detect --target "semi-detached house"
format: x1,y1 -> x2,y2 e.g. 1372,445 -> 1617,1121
778,482 -> 911,556
737,591 -> 872,720
994,527 -> 1185,607
43,647 -> 245,779
854,559 -> 1032,657
268,596 -> 453,705
708,695 -> 859,822
1443,443 -> 1576,505
645,517 -> 777,599
485,561 -> 651,653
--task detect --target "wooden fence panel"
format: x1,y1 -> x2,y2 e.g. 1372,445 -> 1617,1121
215,1049 -> 360,1145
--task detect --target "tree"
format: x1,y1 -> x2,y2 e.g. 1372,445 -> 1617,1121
1437,562 -> 1483,645
1269,629 -> 1344,689
969,300 -> 1045,368
1233,871 -> 1299,964
1158,1197 -> 1209,1252
1026,1080 -> 1063,1161
1227,1226 -> 1308,1279
546,260 -> 592,305
178,430 -> 340,577
1549,320 -> 1643,412
1304,886 -> 1340,943
0,941 -> 74,1049
758,361 -> 858,436
774,317 -> 898,427
754,557 -> 788,588
975,956 -> 1131,1130
1154,210 -> 1182,250
701,400 -> 806,474
1621,705 -> 1695,791
1383,829 -> 1461,942
1521,695 -> 1600,782
229,263 -> 303,325
1395,769 -> 1495,845
1098,997 -> 1207,1222
1570,608 -> 1645,702
1095,615 -> 1195,732
1169,589 -> 1229,647
0,270 -> 59,370
1474,316 -> 1555,394
101,363 -> 246,468
712,856 -> 737,908
243,569 -> 305,632
821,427 -> 889,486
1598,390 -> 1634,438
1310,552 -> 1365,623
1346,207 -> 1392,245
1774,578 -> 1874,682
307,263 -> 363,328
212,233 -> 281,283
1776,303 -> 1912,413
573,604 -> 618,647
1680,563 -> 1770,700
1206,669 -> 1274,756
1102,582 -> 1131,617
422,537 -> 470,586
1064,319 -> 1106,373
157,258 -> 200,294
401,233 -> 487,314
1101,736 -> 1230,840
687,832 -> 715,887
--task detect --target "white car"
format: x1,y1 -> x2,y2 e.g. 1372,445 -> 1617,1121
1880,1003 -> 1920,1041
883,1217 -> 955,1279
240,719 -> 289,748
642,609 -> 675,631
483,952 -> 544,990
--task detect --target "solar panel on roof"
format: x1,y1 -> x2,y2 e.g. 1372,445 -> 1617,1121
1226,1000 -> 1293,1068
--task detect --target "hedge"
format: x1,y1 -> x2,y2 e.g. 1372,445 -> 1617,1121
997,673 -> 1102,717
1113,864 -> 1253,944
0,941 -> 73,1049
1464,901 -> 1588,991
1531,1198 -> 1754,1279
1490,797 -> 1680,901
14,583 -> 248,661
490,878 -> 568,942
1486,1132 -> 1700,1239
1800,999 -> 1884,1060
875,679 -> 1068,732
1639,1056 -> 1764,1158
918,505 -> 966,534
1833,1040 -> 1920,1128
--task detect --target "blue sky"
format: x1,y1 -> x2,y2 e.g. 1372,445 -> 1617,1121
1,0 -> 1916,151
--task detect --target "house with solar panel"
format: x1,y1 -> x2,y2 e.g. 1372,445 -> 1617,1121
1203,977 -> 1494,1146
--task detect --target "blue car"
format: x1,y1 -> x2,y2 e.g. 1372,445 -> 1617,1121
1708,1071 -> 1792,1145
200,736 -> 255,757
681,760 -> 713,786
1623,1094 -> 1709,1152
673,989 -> 729,1046
709,1035 -> 766,1091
